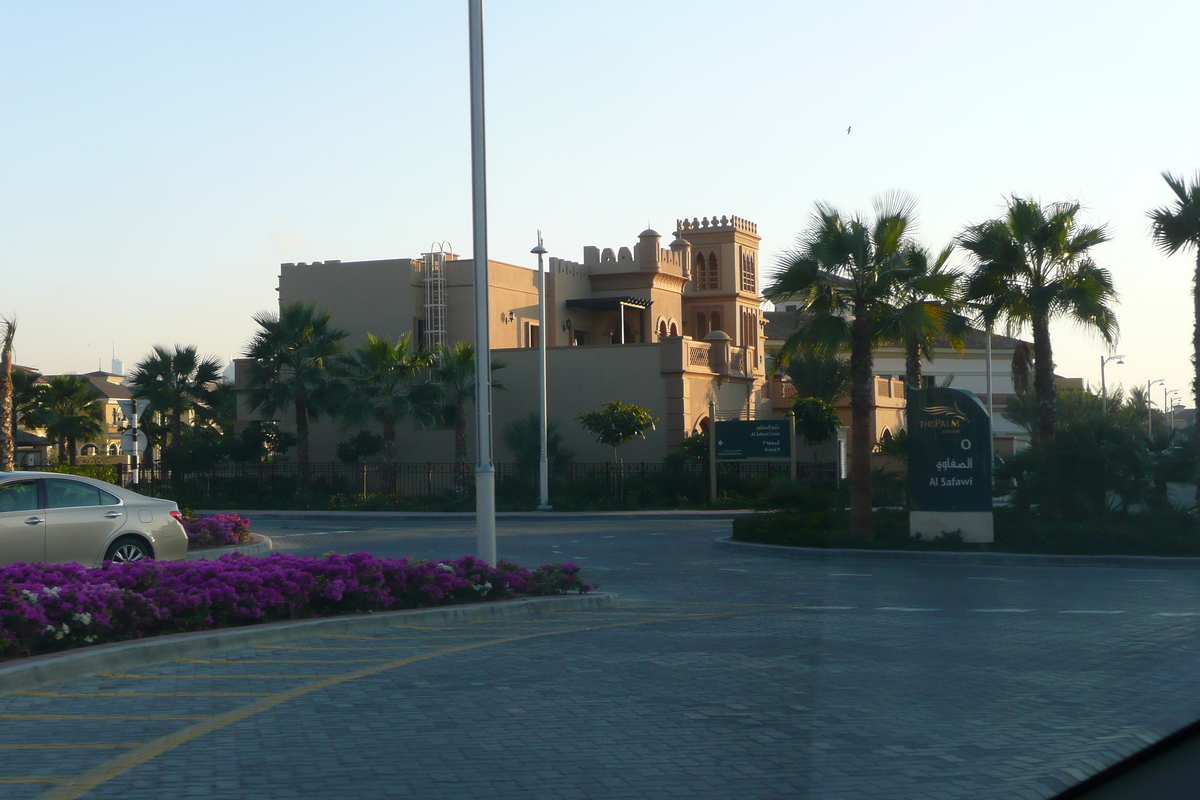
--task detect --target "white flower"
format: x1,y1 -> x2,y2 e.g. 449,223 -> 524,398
84,635 -> 96,643
44,586 -> 61,597
438,563 -> 456,574
73,612 -> 92,626
21,590 -> 39,604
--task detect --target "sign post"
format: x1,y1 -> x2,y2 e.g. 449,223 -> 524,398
907,387 -> 993,542
116,398 -> 143,487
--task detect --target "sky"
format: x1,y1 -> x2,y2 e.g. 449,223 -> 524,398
1,0 -> 1196,409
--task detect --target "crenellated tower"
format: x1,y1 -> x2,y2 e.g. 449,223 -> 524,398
676,215 -> 764,372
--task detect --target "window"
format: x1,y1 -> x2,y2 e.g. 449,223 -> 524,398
696,312 -> 709,338
711,311 -> 722,333
0,482 -> 38,513
81,444 -> 98,456
705,251 -> 719,290
668,320 -> 678,337
740,248 -> 756,293
526,322 -> 539,348
45,479 -> 116,509
657,319 -> 668,339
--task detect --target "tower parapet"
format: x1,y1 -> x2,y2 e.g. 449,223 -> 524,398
676,216 -> 758,237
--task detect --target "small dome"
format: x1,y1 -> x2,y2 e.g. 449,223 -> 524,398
638,228 -> 660,238
670,236 -> 691,249
703,330 -> 731,342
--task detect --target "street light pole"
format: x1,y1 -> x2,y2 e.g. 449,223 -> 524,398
532,232 -> 551,511
1166,389 -> 1180,434
1100,354 -> 1125,414
468,0 -> 496,564
1148,379 -> 1164,436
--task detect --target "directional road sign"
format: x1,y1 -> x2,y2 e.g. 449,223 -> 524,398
714,419 -> 792,460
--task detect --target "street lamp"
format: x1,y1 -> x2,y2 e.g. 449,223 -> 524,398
1100,354 -> 1125,414
1165,389 -> 1181,433
468,0 -> 496,564
532,232 -> 551,511
1147,379 -> 1164,435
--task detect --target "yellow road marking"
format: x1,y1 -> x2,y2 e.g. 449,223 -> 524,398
0,744 -> 141,750
0,778 -> 64,785
18,691 -> 272,698
0,715 -> 208,722
34,605 -> 772,800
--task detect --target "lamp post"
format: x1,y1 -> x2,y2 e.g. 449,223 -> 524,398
1165,389 -> 1180,434
468,0 -> 496,564
1147,379 -> 1164,436
532,232 -> 551,511
1100,354 -> 1125,414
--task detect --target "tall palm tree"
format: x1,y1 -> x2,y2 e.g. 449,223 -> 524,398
765,195 -> 944,540
333,333 -> 441,461
884,244 -> 967,389
0,318 -> 14,471
959,197 -> 1117,448
129,345 -> 224,463
1148,170 -> 1200,526
244,303 -> 349,481
41,376 -> 104,465
431,341 -> 505,476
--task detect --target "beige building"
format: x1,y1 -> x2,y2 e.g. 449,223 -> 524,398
237,216 -> 774,464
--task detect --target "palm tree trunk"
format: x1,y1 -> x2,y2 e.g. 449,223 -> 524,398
1031,315 -> 1056,448
904,338 -> 922,390
0,346 -> 12,472
68,436 -> 77,466
1194,250 -> 1200,533
295,385 -> 310,488
849,313 -> 874,540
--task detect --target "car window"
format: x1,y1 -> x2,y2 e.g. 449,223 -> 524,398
45,479 -> 103,509
0,482 -> 38,513
99,489 -> 121,506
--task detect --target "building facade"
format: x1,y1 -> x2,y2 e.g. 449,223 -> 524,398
236,216 -> 774,464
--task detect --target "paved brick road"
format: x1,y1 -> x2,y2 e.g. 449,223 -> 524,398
3,514 -> 1200,799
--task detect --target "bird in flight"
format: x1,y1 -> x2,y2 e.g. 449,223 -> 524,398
846,126 -> 852,134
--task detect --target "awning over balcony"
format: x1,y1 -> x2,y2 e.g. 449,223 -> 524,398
564,296 -> 652,311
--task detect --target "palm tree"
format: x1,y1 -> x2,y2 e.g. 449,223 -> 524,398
244,303 -> 349,483
765,195 -> 945,540
10,367 -> 46,455
333,333 -> 441,461
431,341 -> 505,477
129,345 -> 224,464
501,412 -> 577,477
0,318 -> 14,471
884,244 -> 967,389
41,376 -> 104,465
959,197 -> 1117,447
1148,171 -> 1200,528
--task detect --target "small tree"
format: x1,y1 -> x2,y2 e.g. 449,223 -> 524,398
501,412 -> 576,478
336,430 -> 384,465
576,401 -> 658,464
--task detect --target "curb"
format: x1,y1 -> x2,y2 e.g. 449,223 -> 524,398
0,592 -> 619,695
196,510 -> 750,522
713,536 -> 1200,570
184,532 -> 273,561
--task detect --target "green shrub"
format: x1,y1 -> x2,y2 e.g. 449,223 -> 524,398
36,464 -> 119,484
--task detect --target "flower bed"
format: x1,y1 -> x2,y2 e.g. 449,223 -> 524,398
182,513 -> 252,548
0,553 -> 595,661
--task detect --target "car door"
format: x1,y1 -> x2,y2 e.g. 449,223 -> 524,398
0,479 -> 46,565
43,478 -> 127,566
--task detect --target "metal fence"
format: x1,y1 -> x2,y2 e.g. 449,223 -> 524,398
103,460 -> 837,502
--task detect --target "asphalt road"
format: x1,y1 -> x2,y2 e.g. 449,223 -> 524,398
5,512 -> 1200,799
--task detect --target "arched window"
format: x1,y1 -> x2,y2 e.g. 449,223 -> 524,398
696,312 -> 709,338
657,319 -> 668,339
711,311 -> 722,333
693,253 -> 706,290
740,249 -> 756,293
107,443 -> 119,456
698,416 -> 711,434
705,252 -> 719,290
668,320 -> 678,337
81,444 -> 98,457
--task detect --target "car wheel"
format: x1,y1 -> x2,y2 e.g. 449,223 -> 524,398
105,536 -> 152,563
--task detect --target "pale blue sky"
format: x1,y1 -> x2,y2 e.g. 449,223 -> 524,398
1,1 -> 1196,407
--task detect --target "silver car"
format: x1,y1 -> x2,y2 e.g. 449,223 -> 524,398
0,472 -> 189,567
